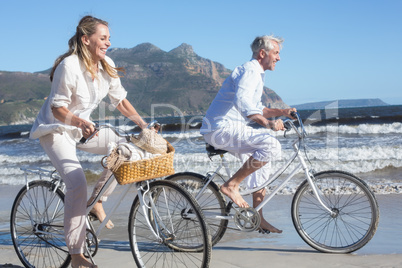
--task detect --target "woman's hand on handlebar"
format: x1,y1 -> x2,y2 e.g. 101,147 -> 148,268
150,125 -> 160,132
78,121 -> 99,144
79,120 -> 97,139
146,120 -> 161,132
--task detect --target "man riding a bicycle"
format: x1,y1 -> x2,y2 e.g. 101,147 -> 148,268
200,35 -> 296,234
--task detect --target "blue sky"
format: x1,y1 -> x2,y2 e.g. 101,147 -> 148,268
1,0 -> 401,105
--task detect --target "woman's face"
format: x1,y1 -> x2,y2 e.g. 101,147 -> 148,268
83,23 -> 111,63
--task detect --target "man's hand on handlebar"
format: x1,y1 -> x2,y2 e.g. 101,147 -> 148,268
267,119 -> 285,131
284,108 -> 297,120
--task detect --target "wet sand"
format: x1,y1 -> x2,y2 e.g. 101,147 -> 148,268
1,184 -> 401,267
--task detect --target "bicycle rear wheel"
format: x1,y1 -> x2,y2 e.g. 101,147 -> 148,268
291,170 -> 379,253
128,180 -> 211,268
167,172 -> 228,246
10,180 -> 70,268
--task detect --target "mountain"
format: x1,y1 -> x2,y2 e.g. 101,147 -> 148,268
0,71 -> 50,125
0,43 -> 287,125
107,43 -> 287,115
293,99 -> 389,110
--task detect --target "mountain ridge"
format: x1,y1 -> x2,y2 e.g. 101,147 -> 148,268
0,42 -> 288,125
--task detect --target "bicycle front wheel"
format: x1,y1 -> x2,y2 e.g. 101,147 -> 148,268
291,170 -> 379,253
10,180 -> 70,268
128,180 -> 211,268
167,172 -> 228,246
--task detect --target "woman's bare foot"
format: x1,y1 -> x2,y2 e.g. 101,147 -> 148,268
71,253 -> 97,268
220,183 -> 249,208
90,201 -> 114,229
260,218 -> 282,233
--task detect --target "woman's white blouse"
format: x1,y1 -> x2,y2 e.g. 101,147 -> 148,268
30,54 -> 127,140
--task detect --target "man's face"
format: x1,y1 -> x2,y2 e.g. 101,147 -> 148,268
261,41 -> 281,71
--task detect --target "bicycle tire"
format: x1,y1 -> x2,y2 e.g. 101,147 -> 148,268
10,180 -> 71,268
128,180 -> 211,268
167,172 -> 228,246
291,170 -> 379,253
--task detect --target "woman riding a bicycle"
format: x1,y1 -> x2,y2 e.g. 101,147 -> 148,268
29,16 -> 151,268
200,35 -> 296,234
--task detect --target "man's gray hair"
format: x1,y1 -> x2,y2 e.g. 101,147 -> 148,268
251,35 -> 284,58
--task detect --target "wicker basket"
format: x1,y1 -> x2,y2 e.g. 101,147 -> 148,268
106,142 -> 175,185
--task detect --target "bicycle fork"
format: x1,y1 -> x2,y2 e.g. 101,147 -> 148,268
137,182 -> 175,243
253,144 -> 335,217
297,148 -> 335,217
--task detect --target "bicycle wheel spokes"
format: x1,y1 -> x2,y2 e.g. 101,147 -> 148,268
10,180 -> 71,268
292,171 -> 379,253
167,172 -> 228,246
129,180 -> 211,268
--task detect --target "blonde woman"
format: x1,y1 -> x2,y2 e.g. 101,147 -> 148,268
30,16 -> 148,268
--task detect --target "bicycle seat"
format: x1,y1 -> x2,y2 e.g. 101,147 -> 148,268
205,143 -> 228,157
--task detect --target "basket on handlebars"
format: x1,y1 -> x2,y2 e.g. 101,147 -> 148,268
103,142 -> 175,185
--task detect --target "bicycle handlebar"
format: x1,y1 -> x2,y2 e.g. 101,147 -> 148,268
79,121 -> 160,144
283,112 -> 307,139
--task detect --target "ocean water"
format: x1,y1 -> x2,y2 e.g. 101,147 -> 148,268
1,105 -> 401,194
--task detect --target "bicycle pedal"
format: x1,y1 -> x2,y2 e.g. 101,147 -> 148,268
88,213 -> 98,222
257,228 -> 271,235
225,201 -> 233,213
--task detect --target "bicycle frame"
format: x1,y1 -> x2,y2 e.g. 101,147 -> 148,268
19,122 -> 174,243
137,181 -> 178,242
14,122 -> 212,268
202,117 -> 335,218
20,168 -> 166,243
88,176 -> 178,242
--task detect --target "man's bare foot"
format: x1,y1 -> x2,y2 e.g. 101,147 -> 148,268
71,253 -> 97,268
90,201 -> 114,229
260,218 -> 282,233
220,183 -> 249,208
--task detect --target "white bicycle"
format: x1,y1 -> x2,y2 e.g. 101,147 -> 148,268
10,124 -> 211,268
167,112 -> 380,253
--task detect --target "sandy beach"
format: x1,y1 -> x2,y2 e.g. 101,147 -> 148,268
1,184 -> 401,268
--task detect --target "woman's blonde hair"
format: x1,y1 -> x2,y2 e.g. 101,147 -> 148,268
50,15 -> 124,81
